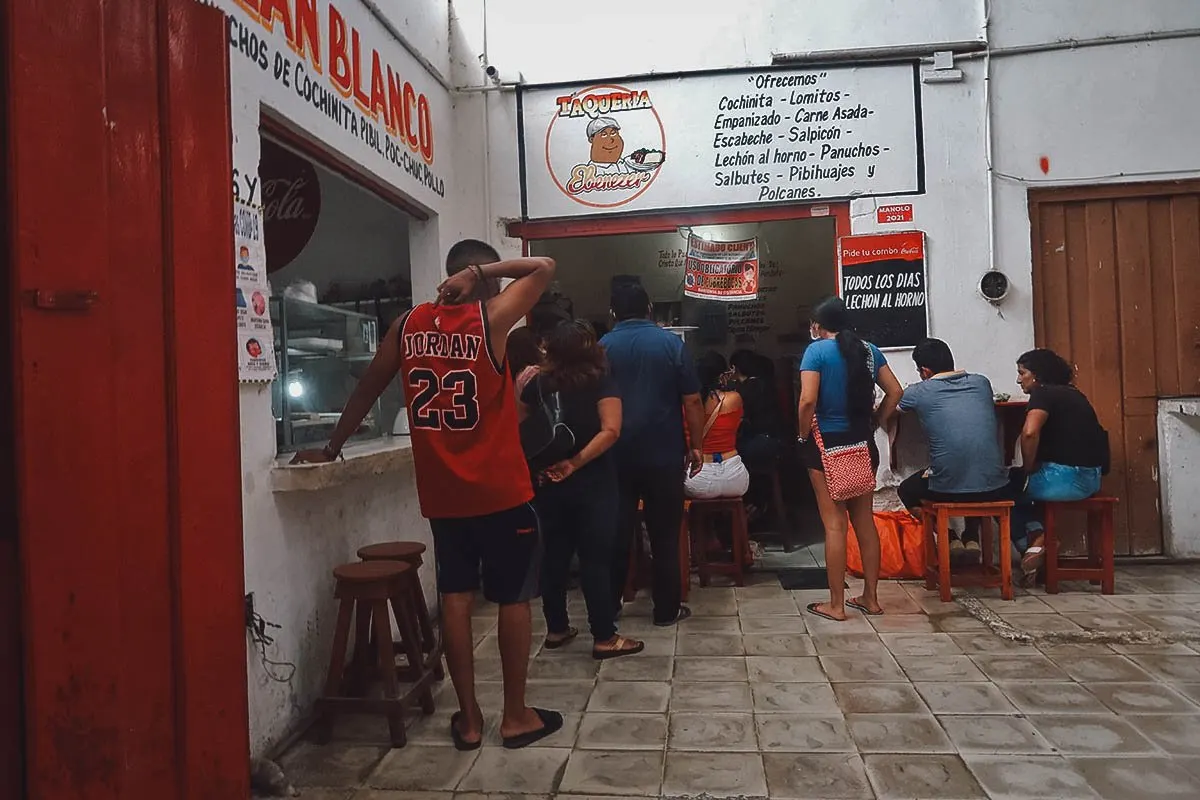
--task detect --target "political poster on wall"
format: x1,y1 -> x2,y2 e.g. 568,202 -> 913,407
234,194 -> 277,382
519,62 -> 922,219
684,235 -> 759,302
837,231 -> 927,349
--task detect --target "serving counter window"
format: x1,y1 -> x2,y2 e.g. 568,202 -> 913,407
270,297 -> 404,452
261,135 -> 414,454
529,217 -> 837,365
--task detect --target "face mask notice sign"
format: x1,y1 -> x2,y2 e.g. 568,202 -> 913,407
684,235 -> 759,302
837,231 -> 928,349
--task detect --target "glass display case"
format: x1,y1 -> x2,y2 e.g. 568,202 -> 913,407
270,297 -> 405,453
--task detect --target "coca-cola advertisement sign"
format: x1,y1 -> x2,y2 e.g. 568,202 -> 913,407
261,139 -> 321,273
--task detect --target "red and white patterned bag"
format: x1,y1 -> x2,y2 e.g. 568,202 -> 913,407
811,346 -> 877,502
812,420 -> 876,501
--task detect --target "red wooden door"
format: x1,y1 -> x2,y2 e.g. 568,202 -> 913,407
1030,181 -> 1200,555
6,1 -> 249,797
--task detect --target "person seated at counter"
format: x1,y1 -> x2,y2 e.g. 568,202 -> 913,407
685,351 -> 750,500
684,351 -> 753,562
727,349 -> 787,523
729,349 -> 786,467
896,339 -> 1018,558
1014,348 -> 1109,583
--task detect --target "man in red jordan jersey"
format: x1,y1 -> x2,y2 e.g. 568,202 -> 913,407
295,240 -> 558,750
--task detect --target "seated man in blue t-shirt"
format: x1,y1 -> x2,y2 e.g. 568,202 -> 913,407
896,339 -> 1020,558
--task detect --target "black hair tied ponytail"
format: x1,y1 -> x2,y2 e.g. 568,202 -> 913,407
811,296 -> 874,424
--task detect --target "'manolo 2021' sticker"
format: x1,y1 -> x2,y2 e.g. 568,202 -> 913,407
545,84 -> 667,209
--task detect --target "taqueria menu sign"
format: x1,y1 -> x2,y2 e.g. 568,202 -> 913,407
518,63 -> 922,219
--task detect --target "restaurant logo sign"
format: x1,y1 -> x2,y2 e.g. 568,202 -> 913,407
545,84 -> 666,209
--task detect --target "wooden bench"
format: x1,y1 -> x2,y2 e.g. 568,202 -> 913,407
922,501 -> 1015,602
1044,495 -> 1118,595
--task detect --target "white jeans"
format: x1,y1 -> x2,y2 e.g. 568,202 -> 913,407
685,455 -> 750,500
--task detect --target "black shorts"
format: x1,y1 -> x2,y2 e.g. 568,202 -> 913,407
429,503 -> 542,605
800,430 -> 880,473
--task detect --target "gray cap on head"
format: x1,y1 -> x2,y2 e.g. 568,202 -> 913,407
586,116 -> 620,139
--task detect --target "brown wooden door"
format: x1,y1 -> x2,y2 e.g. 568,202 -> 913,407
6,1 -> 249,797
1030,181 -> 1200,555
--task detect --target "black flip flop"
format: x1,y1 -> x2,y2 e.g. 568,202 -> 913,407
543,627 -> 579,650
846,598 -> 883,617
654,605 -> 692,627
501,708 -> 564,750
805,602 -> 846,622
449,711 -> 482,751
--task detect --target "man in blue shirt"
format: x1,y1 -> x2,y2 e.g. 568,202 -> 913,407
601,283 -> 705,626
897,339 -> 1019,557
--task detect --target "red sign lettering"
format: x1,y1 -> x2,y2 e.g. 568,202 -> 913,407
876,203 -> 914,224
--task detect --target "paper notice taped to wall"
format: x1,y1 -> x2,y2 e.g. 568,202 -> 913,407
684,235 -> 759,302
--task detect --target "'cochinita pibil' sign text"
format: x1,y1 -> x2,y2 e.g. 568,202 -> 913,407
518,63 -> 922,219
223,0 -> 449,208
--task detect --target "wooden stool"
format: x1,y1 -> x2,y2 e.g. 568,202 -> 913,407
623,500 -> 691,603
358,541 -> 444,679
922,501 -> 1014,602
690,498 -> 751,587
1044,495 -> 1118,595
750,463 -> 797,552
314,561 -> 436,747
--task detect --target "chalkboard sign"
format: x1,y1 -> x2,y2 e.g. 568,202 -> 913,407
836,231 -> 928,349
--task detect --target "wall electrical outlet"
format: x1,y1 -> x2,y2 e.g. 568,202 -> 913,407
244,592 -> 255,630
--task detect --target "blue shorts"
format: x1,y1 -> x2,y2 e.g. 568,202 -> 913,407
1026,462 -> 1102,502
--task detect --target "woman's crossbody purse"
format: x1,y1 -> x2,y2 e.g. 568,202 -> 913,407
811,348 -> 877,502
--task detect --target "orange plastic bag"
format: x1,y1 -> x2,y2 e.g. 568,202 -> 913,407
847,511 -> 925,579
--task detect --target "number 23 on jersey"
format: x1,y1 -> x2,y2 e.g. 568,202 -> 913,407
406,367 -> 481,431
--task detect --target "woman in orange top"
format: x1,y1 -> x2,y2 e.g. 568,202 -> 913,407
685,352 -> 750,500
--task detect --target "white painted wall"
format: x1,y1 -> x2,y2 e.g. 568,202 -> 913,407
1159,400 -> 1200,558
987,0 -> 1200,47
373,0 -> 452,82
482,0 -> 982,84
219,0 -> 485,757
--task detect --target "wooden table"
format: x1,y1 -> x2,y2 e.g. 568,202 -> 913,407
891,400 -> 1029,470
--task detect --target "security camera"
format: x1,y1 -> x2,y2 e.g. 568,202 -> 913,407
482,64 -> 523,86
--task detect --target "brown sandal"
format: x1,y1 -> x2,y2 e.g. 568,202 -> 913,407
592,635 -> 645,660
